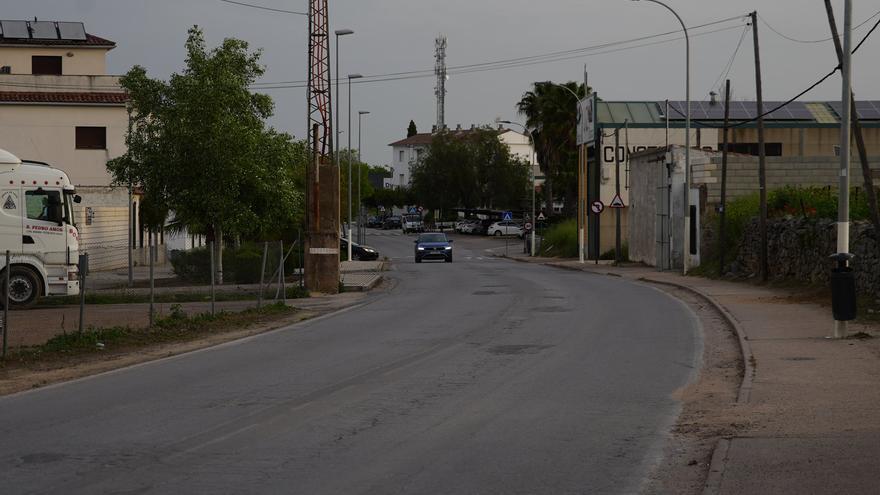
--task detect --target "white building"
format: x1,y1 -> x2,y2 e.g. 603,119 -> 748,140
0,19 -> 158,271
387,124 -> 539,189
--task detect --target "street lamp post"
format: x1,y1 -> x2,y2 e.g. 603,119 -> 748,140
334,29 -> 354,170
358,110 -> 370,244
334,29 -> 353,256
542,80 -> 585,263
346,74 -> 363,261
497,119 -> 537,256
632,0 -> 690,274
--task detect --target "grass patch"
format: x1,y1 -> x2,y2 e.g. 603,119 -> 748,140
38,286 -> 309,307
538,219 -> 578,258
2,302 -> 297,365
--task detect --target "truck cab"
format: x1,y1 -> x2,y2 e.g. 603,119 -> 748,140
0,148 -> 80,307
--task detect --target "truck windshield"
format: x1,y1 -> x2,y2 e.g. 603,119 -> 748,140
25,190 -> 63,224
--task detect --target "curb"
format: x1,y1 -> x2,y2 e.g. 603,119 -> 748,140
702,437 -> 732,495
637,277 -> 754,405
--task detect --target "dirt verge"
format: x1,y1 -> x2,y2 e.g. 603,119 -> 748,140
641,284 -> 748,494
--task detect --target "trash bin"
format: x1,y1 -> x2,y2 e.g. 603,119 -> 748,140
829,253 -> 856,321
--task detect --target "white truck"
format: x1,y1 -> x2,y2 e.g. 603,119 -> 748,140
0,148 -> 81,307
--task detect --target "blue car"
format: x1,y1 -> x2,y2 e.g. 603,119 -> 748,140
414,232 -> 453,263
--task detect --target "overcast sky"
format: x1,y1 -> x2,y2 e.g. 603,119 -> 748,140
8,0 -> 880,165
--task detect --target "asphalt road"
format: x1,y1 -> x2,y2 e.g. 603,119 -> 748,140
0,230 -> 700,494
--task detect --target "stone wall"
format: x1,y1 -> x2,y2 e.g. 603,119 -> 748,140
734,218 -> 879,296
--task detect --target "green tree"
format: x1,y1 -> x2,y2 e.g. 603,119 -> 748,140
407,120 -> 418,137
411,128 -> 529,212
107,27 -> 304,283
516,81 -> 586,217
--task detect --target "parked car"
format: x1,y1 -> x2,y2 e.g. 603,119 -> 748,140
414,232 -> 453,263
401,213 -> 425,234
455,219 -> 479,234
488,221 -> 524,238
382,216 -> 401,229
471,219 -> 494,236
340,238 -> 380,261
366,216 -> 384,228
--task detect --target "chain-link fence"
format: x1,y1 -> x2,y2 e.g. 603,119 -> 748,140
1,235 -> 307,351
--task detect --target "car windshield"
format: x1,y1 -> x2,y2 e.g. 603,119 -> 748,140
418,233 -> 447,243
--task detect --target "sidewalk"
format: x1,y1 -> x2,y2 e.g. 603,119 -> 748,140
504,253 -> 880,494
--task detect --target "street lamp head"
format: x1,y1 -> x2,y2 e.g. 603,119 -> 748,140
348,73 -> 363,80
335,29 -> 354,36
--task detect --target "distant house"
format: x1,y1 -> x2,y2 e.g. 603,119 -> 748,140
0,19 -> 161,270
387,124 -> 540,189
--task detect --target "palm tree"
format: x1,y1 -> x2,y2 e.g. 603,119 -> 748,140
516,81 -> 586,217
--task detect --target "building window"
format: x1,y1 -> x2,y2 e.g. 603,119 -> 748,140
76,126 -> 107,150
399,150 -> 405,162
32,56 -> 62,75
719,142 -> 782,157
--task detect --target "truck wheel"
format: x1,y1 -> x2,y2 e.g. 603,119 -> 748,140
3,266 -> 42,308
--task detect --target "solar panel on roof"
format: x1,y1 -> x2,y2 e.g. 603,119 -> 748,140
0,20 -> 29,39
57,21 -> 86,41
30,21 -> 59,39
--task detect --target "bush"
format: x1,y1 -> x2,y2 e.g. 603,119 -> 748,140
171,242 -> 299,284
539,219 -> 578,258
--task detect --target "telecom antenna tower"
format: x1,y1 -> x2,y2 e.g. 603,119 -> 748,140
305,0 -> 340,293
434,35 -> 447,130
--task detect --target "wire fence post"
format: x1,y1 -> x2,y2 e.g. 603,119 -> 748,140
78,253 -> 88,333
209,240 -> 216,316
258,241 -> 268,309
279,240 -> 285,304
149,234 -> 155,328
3,250 -> 10,358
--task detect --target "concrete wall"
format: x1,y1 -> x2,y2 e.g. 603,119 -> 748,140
0,74 -> 121,92
0,46 -> 109,75
692,154 -> 880,205
74,186 -> 130,271
0,103 -> 128,186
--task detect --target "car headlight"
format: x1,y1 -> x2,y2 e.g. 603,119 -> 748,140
417,247 -> 425,251
444,246 -> 452,250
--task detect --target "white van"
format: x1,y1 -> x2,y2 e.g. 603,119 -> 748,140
0,148 -> 81,307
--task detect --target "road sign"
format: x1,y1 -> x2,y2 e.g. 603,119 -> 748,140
537,212 -> 546,221
590,200 -> 605,215
379,205 -> 385,212
609,194 -> 625,208
409,207 -> 418,214
502,211 -> 513,221
524,222 -> 533,231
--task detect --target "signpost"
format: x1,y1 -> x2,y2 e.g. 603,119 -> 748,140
591,200 -> 605,215
502,211 -> 513,221
609,194 -> 625,208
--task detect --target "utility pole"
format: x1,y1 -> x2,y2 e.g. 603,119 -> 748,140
824,0 -> 880,256
834,0 -> 854,338
751,11 -> 769,282
614,125 -> 622,264
305,0 -> 340,293
718,79 -> 731,277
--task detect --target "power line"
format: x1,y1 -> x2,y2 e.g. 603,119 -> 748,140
707,24 -> 750,98
253,21 -> 748,90
217,0 -> 306,15
670,13 -> 880,129
759,9 -> 880,44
